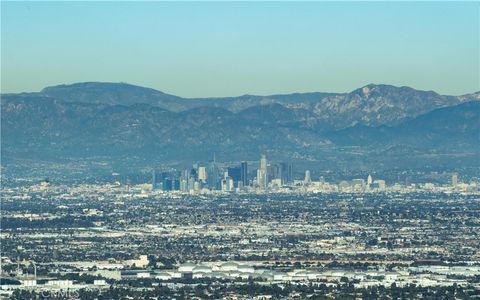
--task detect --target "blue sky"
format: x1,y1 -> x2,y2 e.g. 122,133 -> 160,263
1,2 -> 479,97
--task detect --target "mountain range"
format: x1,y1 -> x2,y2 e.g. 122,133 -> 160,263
24,82 -> 479,128
1,82 -> 479,176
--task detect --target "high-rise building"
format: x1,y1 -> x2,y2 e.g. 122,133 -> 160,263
190,168 -> 197,180
304,170 -> 311,183
163,178 -> 179,191
240,162 -> 248,186
198,167 -> 207,182
227,167 -> 241,183
194,181 -> 200,191
207,154 -> 219,189
181,169 -> 190,179
220,177 -> 234,192
174,179 -> 180,190
257,155 -> 268,188
452,173 -> 458,187
269,164 -> 280,183
279,162 -> 288,184
287,163 -> 293,183
180,178 -> 188,192
260,155 -> 267,171
152,170 -> 157,190
256,169 -> 267,188
188,177 -> 195,191
226,177 -> 234,191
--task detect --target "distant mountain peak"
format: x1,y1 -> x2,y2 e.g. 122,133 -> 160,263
41,81 -> 170,96
3,81 -> 470,129
39,81 -> 187,110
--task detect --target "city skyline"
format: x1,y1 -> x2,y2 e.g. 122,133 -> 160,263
1,2 -> 479,298
148,153 -> 469,194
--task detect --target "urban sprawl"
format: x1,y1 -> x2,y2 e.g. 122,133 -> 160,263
1,155 -> 480,299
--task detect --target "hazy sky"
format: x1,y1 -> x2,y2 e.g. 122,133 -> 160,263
1,2 -> 479,97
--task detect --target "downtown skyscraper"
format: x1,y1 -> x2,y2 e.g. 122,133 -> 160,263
257,155 -> 268,189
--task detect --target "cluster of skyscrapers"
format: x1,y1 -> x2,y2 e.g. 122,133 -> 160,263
152,155 -> 293,192
151,156 -> 466,194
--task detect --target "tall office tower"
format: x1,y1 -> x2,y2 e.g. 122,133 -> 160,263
304,170 -> 311,183
187,176 -> 195,191
226,177 -> 234,191
227,167 -> 241,183
452,173 -> 458,187
237,181 -> 244,190
367,174 -> 373,185
258,155 -> 268,188
241,162 -> 248,186
278,163 -> 283,180
287,163 -> 293,183
268,165 -> 277,183
181,169 -> 190,180
279,162 -> 287,184
207,164 -> 217,189
221,179 -> 227,191
190,168 -> 198,180
163,178 -> 174,191
260,155 -> 268,172
152,170 -> 156,190
208,157 -> 219,190
256,169 -> 267,188
180,178 -> 188,192
173,179 -> 180,191
198,167 -> 207,182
